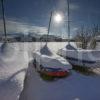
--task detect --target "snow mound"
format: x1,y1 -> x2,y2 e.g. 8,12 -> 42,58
0,43 -> 17,58
0,43 -> 29,100
40,45 -> 53,56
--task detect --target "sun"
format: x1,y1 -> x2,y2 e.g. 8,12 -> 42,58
54,14 -> 62,23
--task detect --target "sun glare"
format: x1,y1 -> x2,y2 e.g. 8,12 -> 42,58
54,14 -> 62,23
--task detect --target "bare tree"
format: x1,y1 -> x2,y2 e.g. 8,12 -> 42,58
75,26 -> 90,49
89,25 -> 100,49
75,25 -> 100,49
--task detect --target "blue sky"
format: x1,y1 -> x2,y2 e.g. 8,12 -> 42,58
0,0 -> 100,38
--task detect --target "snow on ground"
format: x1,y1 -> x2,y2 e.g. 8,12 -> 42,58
20,42 -> 100,100
20,61 -> 100,100
0,43 -> 29,100
0,42 -> 100,100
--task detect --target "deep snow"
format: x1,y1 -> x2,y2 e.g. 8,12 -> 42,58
20,42 -> 100,100
0,43 -> 29,100
0,42 -> 100,100
20,61 -> 100,100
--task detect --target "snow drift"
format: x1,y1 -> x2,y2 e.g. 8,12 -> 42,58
0,43 -> 29,100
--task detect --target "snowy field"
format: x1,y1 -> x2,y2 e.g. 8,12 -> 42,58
0,42 -> 100,100
20,61 -> 100,100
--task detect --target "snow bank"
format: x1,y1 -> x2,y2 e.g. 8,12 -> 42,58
0,42 -> 17,59
0,43 -> 29,100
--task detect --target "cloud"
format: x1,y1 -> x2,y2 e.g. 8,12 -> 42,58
69,4 -> 79,10
56,0 -> 79,11
0,18 -> 79,39
72,27 -> 78,31
0,19 -> 47,35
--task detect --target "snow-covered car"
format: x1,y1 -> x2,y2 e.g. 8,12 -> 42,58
33,45 -> 72,77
